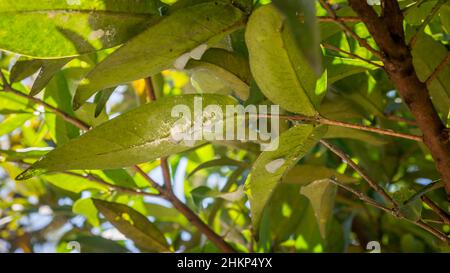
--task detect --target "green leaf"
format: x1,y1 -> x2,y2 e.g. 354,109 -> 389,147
17,94 -> 237,179
73,198 -> 101,227
300,178 -> 337,239
30,58 -> 73,96
394,188 -> 423,222
323,126 -> 387,146
43,173 -> 108,194
283,164 -> 358,186
246,4 -> 319,115
0,0 -> 167,58
188,157 -> 247,178
93,199 -> 171,252
273,0 -> 321,74
325,56 -> 381,84
74,102 -> 109,127
94,88 -> 115,117
43,73 -> 80,145
0,148 -> 49,162
74,1 -> 246,108
191,185 -> 245,206
9,59 -> 42,83
0,114 -> 33,137
187,48 -> 251,100
0,92 -> 34,114
412,34 -> 450,117
246,124 -> 327,230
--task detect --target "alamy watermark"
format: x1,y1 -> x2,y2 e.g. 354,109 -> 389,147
170,96 -> 280,151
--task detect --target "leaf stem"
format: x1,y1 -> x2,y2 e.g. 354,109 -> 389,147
425,52 -> 450,86
0,70 -> 90,131
259,113 -> 423,142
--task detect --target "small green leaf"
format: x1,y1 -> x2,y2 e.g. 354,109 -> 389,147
394,188 -> 423,222
300,178 -> 337,239
43,73 -> 80,145
74,1 -> 246,108
191,185 -> 245,206
245,4 -> 319,115
246,124 -> 327,230
412,33 -> 450,117
0,0 -> 167,57
187,48 -> 251,100
325,56 -> 381,84
93,199 -> 171,252
188,157 -> 247,178
30,58 -> 73,96
0,114 -> 33,137
73,198 -> 101,227
0,148 -> 49,162
283,164 -> 358,186
43,173 -> 108,194
74,102 -> 109,127
94,88 -> 115,117
17,94 -> 237,179
9,59 -> 42,83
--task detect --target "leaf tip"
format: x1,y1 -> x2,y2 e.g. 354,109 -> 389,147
15,167 -> 43,180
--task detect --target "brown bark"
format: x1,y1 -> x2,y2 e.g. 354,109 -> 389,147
348,0 -> 450,198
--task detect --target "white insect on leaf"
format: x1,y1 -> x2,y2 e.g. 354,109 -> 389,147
265,158 -> 285,174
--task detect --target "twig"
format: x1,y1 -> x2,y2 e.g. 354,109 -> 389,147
0,70 -> 89,131
160,157 -> 173,192
318,0 -> 382,59
299,15 -> 361,23
425,52 -> 450,86
263,114 -> 423,142
409,0 -> 447,46
144,77 -> 157,102
421,196 -> 450,225
323,141 -> 450,244
320,140 -> 399,208
329,177 -> 397,216
322,43 -> 384,68
64,171 -> 160,197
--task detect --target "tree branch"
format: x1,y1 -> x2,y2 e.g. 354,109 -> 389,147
348,0 -> 450,200
323,142 -> 450,244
